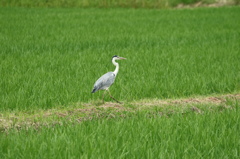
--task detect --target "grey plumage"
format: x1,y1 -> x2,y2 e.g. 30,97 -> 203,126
91,55 -> 126,103
91,72 -> 115,93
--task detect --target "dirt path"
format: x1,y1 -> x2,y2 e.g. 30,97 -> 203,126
1,93 -> 240,132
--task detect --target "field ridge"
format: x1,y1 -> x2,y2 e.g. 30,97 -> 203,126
1,93 -> 239,132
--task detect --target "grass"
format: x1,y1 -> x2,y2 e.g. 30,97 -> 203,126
0,102 -> 239,158
0,7 -> 240,158
0,6 -> 240,159
0,93 -> 238,131
1,7 -> 240,111
1,0 -> 238,8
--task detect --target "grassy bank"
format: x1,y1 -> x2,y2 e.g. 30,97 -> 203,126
0,0 -> 239,8
0,102 -> 239,158
0,0 -> 240,8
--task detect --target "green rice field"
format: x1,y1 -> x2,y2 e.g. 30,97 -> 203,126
1,103 -> 240,158
0,6 -> 240,158
1,7 -> 240,111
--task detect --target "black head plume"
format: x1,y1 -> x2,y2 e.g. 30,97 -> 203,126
112,55 -> 118,59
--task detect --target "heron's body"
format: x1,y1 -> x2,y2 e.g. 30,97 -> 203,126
91,55 -> 126,103
91,72 -> 116,93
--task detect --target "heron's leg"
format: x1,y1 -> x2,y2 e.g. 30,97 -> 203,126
107,90 -> 122,104
102,90 -> 106,103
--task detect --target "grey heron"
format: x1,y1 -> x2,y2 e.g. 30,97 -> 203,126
91,55 -> 126,103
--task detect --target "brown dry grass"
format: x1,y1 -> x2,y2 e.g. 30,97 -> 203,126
176,0 -> 237,9
134,94 -> 240,106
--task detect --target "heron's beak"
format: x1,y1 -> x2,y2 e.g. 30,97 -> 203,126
119,57 -> 126,60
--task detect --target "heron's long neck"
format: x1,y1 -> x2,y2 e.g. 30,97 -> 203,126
112,59 -> 119,76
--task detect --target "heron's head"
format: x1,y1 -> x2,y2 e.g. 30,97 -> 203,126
112,55 -> 126,60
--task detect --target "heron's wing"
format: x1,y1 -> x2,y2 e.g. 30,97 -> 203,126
92,72 -> 116,92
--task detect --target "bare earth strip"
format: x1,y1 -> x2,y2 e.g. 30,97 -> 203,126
0,94 -> 240,132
